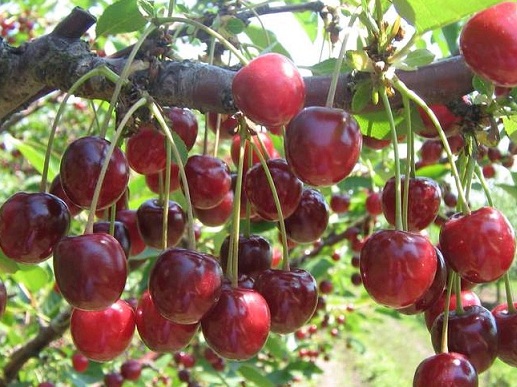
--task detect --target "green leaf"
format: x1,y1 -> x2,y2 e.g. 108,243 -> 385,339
346,50 -> 374,72
303,257 -> 333,280
265,335 -> 288,359
170,131 -> 189,165
352,81 -> 374,113
137,0 -> 156,18
0,249 -> 19,274
238,364 -> 275,387
244,25 -> 291,58
303,58 -> 352,76
96,0 -> 147,37
503,116 -> 517,143
393,0 -> 502,34
498,184 -> 517,201
293,9 -> 318,42
415,163 -> 450,179
472,74 -> 494,96
8,135 -> 60,180
354,110 -> 405,140
396,48 -> 435,70
225,17 -> 246,35
12,264 -> 50,293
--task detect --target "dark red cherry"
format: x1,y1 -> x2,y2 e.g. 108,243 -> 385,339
115,209 -> 146,257
149,248 -> 223,324
71,352 -> 89,373
206,112 -> 238,139
135,290 -> 199,352
381,176 -> 441,231
330,193 -> 351,213
285,188 -> 329,244
194,190 -> 233,227
413,352 -> 478,387
49,174 -> 82,217
120,359 -> 142,381
362,134 -> 391,150
360,230 -> 437,309
184,155 -> 232,209
285,106 -> 362,187
491,302 -> 517,366
60,136 -> 129,210
424,289 -> 481,331
92,221 -> 131,258
254,269 -> 318,334
431,305 -> 498,373
166,107 -> 198,150
201,285 -> 271,360
231,131 -> 275,172
365,191 -> 382,216
439,207 -> 516,283
244,158 -> 303,221
219,234 -> 272,277
126,123 -> 166,175
95,188 -> 129,220
53,233 -> 127,310
104,373 -> 124,387
417,104 -> 460,138
0,192 -> 70,264
136,199 -> 186,249
420,139 -> 443,165
145,163 -> 180,194
71,300 -> 135,362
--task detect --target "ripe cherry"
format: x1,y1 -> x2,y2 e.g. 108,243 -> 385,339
219,234 -> 272,277
362,134 -> 391,150
285,107 -> 362,187
49,174 -> 82,217
71,352 -> 89,373
491,302 -> 517,366
417,104 -> 460,138
230,131 -> 275,173
194,190 -> 233,227
126,123 -> 166,175
232,53 -> 305,127
104,373 -> 124,387
206,112 -> 238,139
419,139 -> 443,165
413,352 -> 478,387
365,191 -> 382,216
330,193 -> 351,213
145,163 -> 181,194
120,359 -> 142,381
115,209 -> 146,257
424,289 -> 481,331
92,221 -> 131,259
165,107 -> 198,150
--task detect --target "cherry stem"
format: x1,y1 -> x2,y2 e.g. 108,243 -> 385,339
84,97 -> 148,235
248,141 -> 290,271
151,103 -> 196,250
440,269 -> 455,353
454,272 -> 464,315
161,140 -> 173,250
379,84 -> 403,231
402,95 -> 414,231
391,75 -> 471,216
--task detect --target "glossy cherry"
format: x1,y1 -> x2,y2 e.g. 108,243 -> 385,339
460,1 -> 517,87
439,206 -> 516,283
424,289 -> 481,331
362,134 -> 391,150
115,209 -> 146,256
201,285 -> 271,360
431,305 -> 498,373
232,53 -> 305,127
413,352 -> 478,387
419,139 -> 443,165
231,131 -> 275,172
104,373 -> 124,387
126,123 -> 166,175
285,188 -> 329,244
0,192 -> 70,264
60,136 -> 129,210
120,359 -> 142,381
219,234 -> 272,277
206,112 -> 238,139
360,230 -> 437,309
49,174 -> 82,217
244,158 -> 303,221
149,248 -> 223,324
53,233 -> 127,310
365,191 -> 382,216
92,221 -> 131,258
71,352 -> 89,373
145,163 -> 181,194
285,106 -> 362,187
184,155 -> 232,209
194,190 -> 233,227
166,107 -> 198,150
253,269 -> 318,334
70,299 -> 135,362
381,176 -> 442,231
491,302 -> 517,366
135,290 -> 199,352
330,193 -> 351,213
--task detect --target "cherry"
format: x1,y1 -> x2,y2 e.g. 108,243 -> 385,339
448,134 -> 465,154
165,107 -> 198,150
285,106 -> 362,187
0,279 -> 6,318
244,158 -> 303,221
201,285 -> 271,360
219,234 -> 272,277
92,221 -> 131,259
439,206 -> 516,283
232,53 -> 305,127
330,193 -> 351,213
49,174 -> 82,217
487,147 -> 502,162
443,191 -> 458,208
70,299 -> 135,362
206,112 -> 238,139
230,131 -> 275,173
193,190 -> 233,227
60,136 -> 129,210
362,134 -> 391,150
53,233 -> 127,310
37,383 -> 55,387
460,1 -> 517,87
184,155 -> 231,209
318,280 -> 333,295
148,248 -> 223,324
381,176 -> 441,231
360,230 -> 437,309
104,372 -> 124,387
419,139 -> 443,165
95,188 -> 129,220
431,305 -> 498,373
145,163 -> 180,194
413,352 -> 478,387
424,289 -> 481,331
126,123 -> 166,175
0,192 -> 70,264
120,359 -> 142,381
136,199 -> 186,249
417,104 -> 460,138
71,352 -> 89,373
365,191 -> 382,216
135,290 -> 199,352
491,302 -> 517,366
285,188 -> 329,244
482,164 -> 495,179
253,269 -> 318,334
115,209 -> 146,256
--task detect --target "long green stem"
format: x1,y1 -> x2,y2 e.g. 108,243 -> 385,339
402,95 -> 413,231
454,272 -> 464,314
161,140 -> 172,250
440,270 -> 455,353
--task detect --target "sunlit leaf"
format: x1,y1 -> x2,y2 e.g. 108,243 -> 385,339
396,48 -> 435,70
244,25 -> 291,58
96,0 -> 147,36
238,364 -> 275,387
8,135 -> 60,180
303,58 -> 352,76
12,264 -> 50,293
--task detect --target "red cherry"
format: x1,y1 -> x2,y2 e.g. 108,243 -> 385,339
136,290 -> 199,352
381,176 -> 441,231
49,174 -> 82,217
71,352 -> 89,373
365,191 -> 382,216
149,248 -> 223,324
285,188 -> 329,244
285,107 -> 362,187
417,104 -> 460,138
60,136 -> 129,210
439,207 -> 516,283
431,305 -> 498,373
53,233 -> 127,310
362,134 -> 391,150
491,302 -> 517,366
194,190 -> 233,227
460,2 -> 517,87
319,280 -> 333,295
126,124 -> 166,175
71,300 -> 135,362
115,209 -> 146,256
0,192 -> 70,264
447,134 -> 465,154
413,352 -> 478,387
253,269 -> 318,334
219,234 -> 272,277
360,230 -> 437,308
201,285 -> 271,360
424,289 -> 481,331
166,107 -> 198,150
120,359 -> 142,381
232,53 -> 305,127
244,158 -> 303,221
206,112 -> 238,139
92,221 -> 131,259
104,373 -> 124,387
330,193 -> 351,213
230,131 -> 275,173
419,139 -> 443,165
482,164 -> 496,178
145,163 -> 180,194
